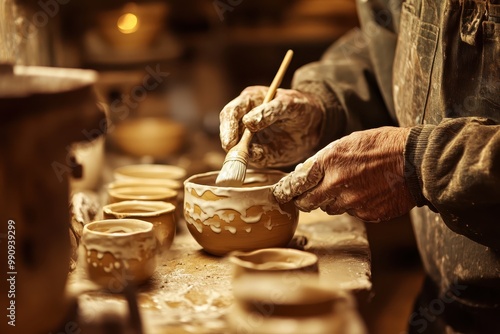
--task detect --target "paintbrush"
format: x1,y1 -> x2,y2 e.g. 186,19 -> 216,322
216,49 -> 294,187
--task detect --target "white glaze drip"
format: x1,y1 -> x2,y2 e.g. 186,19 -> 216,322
264,219 -> 273,231
210,224 -> 222,234
245,227 -> 252,233
103,262 -> 114,273
224,226 -> 237,234
184,181 -> 292,234
82,220 -> 156,261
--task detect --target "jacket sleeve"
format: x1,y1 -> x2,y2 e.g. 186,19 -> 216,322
291,0 -> 401,149
404,117 -> 500,249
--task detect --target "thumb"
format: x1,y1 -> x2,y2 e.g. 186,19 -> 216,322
243,97 -> 287,132
272,154 -> 324,204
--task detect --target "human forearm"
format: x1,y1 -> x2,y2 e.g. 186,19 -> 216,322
404,117 -> 500,249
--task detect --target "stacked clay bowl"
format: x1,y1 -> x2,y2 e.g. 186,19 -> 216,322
183,170 -> 299,256
113,164 -> 186,190
107,183 -> 178,205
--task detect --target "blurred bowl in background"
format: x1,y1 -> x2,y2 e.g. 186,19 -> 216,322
110,117 -> 186,159
70,136 -> 105,192
108,178 -> 182,191
113,163 -> 187,184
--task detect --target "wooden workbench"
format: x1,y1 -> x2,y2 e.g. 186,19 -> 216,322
67,209 -> 371,333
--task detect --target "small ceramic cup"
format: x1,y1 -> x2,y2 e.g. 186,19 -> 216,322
113,164 -> 186,185
228,248 -> 319,279
82,219 -> 157,292
102,201 -> 176,253
107,185 -> 178,205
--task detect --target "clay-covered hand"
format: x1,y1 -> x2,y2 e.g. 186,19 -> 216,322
219,86 -> 324,167
273,127 -> 416,222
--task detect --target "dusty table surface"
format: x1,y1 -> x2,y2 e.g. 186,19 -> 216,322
68,210 -> 371,333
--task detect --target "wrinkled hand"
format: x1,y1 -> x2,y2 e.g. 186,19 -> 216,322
219,86 -> 324,168
273,127 -> 415,222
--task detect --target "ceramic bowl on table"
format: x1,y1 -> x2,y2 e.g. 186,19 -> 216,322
107,184 -> 178,205
183,170 -> 299,256
108,178 -> 182,192
81,219 -> 157,291
111,117 -> 186,159
113,164 -> 186,189
102,201 -> 176,253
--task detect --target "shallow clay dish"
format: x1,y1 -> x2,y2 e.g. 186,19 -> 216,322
82,219 -> 157,291
183,170 -> 299,256
228,248 -> 318,278
102,201 -> 176,253
113,164 -> 186,188
111,117 -> 186,158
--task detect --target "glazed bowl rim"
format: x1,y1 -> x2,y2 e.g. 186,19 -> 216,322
84,219 -> 153,237
184,169 -> 286,191
114,164 -> 187,181
103,200 -> 176,217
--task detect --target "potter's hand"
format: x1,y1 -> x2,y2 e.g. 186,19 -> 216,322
273,127 -> 416,222
219,86 -> 324,167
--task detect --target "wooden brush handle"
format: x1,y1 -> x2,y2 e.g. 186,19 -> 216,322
239,49 -> 294,148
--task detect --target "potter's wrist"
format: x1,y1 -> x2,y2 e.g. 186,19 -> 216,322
294,81 -> 346,150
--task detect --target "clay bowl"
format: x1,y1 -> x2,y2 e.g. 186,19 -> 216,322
81,219 -> 157,291
107,185 -> 178,205
230,275 -> 350,334
111,117 -> 186,158
108,178 -> 182,192
102,201 -> 176,253
113,164 -> 186,189
228,248 -> 319,279
183,170 -> 299,256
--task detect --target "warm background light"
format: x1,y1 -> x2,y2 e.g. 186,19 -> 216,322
117,13 -> 139,34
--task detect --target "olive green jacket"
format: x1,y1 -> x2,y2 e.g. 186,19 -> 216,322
292,0 -> 500,308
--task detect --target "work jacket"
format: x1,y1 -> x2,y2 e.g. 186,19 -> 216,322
292,0 -> 500,316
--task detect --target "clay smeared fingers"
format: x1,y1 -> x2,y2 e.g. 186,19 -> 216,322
273,157 -> 323,204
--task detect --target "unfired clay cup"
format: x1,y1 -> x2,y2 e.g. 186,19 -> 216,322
183,170 -> 299,256
113,164 -> 186,188
107,185 -> 178,205
102,201 -> 176,253
82,219 -> 157,291
228,248 -> 319,279
108,178 -> 182,192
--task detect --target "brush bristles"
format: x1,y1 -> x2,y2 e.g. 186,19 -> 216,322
216,160 -> 247,187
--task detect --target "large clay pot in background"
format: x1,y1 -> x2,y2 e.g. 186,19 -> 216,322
0,65 -> 105,334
